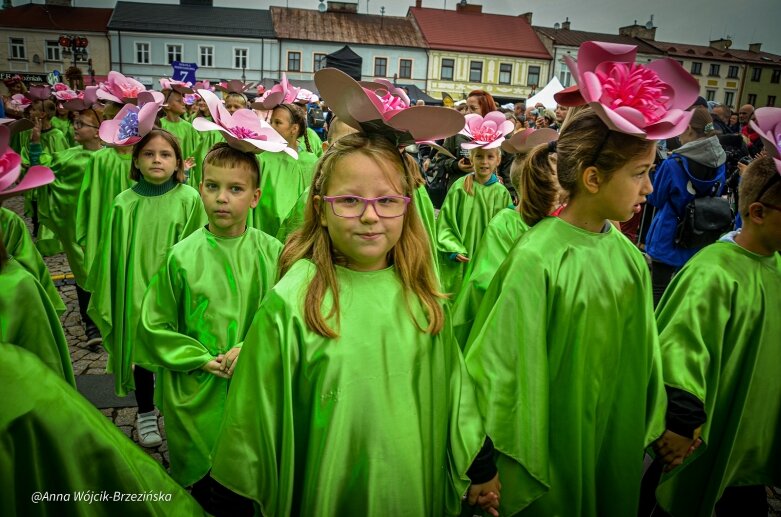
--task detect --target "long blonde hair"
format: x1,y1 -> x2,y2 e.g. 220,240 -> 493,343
280,133 -> 445,338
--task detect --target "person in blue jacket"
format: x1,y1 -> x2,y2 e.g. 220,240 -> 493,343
646,106 -> 727,305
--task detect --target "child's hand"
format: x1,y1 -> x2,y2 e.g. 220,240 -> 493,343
655,427 -> 702,472
455,254 -> 470,263
202,357 -> 231,379
458,158 -> 474,173
467,473 -> 501,516
183,157 -> 196,171
221,347 -> 241,376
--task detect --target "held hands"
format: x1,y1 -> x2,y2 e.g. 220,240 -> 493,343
202,356 -> 231,379
220,347 -> 241,377
466,473 -> 501,516
654,427 -> 703,472
455,254 -> 471,263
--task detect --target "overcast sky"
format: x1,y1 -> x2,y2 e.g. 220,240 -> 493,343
26,0 -> 781,55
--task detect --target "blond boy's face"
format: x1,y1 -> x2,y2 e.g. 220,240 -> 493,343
200,164 -> 260,238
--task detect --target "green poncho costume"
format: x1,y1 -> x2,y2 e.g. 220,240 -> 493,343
87,180 -> 206,396
465,216 -> 666,516
451,208 -> 529,346
0,207 -> 65,314
36,145 -> 100,286
160,117 -> 200,162
249,150 -> 317,237
188,125 -> 224,189
436,174 -> 512,299
654,240 -> 781,516
0,258 -> 74,386
211,260 -> 486,516
136,227 -> 282,487
50,115 -> 76,147
0,344 -> 205,517
75,147 -> 134,277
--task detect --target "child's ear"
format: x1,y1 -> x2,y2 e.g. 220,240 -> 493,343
581,165 -> 601,194
747,202 -> 768,225
322,141 -> 329,154
250,188 -> 261,209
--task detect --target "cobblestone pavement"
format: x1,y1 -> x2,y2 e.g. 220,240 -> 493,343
6,196 -> 781,513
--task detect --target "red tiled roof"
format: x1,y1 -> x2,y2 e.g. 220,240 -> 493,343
0,4 -> 112,32
271,6 -> 426,48
722,48 -> 781,66
639,39 -> 744,63
533,27 -> 664,55
409,7 -> 551,60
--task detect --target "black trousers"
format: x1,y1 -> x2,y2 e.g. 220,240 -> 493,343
133,366 -> 155,413
651,260 -> 678,307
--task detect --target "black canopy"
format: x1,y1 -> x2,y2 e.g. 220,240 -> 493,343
325,45 -> 362,81
398,84 -> 442,106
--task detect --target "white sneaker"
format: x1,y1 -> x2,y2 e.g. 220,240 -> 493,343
135,411 -> 162,448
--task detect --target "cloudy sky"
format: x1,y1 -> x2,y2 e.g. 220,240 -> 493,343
28,0 -> 781,54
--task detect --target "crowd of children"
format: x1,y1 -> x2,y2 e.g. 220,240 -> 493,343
0,39 -> 778,517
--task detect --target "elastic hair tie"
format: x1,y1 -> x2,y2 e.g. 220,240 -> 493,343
547,140 -> 558,153
704,122 -> 714,133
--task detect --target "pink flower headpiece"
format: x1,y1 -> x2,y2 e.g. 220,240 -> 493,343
193,89 -> 296,157
9,94 -> 32,112
750,107 -> 781,176
295,88 -> 319,104
215,80 -> 249,95
97,71 -> 146,104
460,111 -> 514,150
554,41 -> 700,140
0,125 -> 54,199
99,91 -> 164,147
315,67 -> 465,147
52,83 -> 69,93
252,72 -> 300,110
501,127 -> 559,155
160,77 -> 194,95
26,85 -> 51,101
52,88 -> 80,102
62,86 -> 100,112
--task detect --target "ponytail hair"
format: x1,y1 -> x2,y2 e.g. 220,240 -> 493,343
516,143 -> 560,226
688,106 -> 716,138
275,103 -> 311,153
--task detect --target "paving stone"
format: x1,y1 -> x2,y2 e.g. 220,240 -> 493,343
115,408 -> 137,427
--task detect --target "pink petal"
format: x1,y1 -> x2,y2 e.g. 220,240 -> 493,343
192,118 -> 225,134
611,106 -> 648,128
590,103 -> 645,136
1,164 -> 54,195
644,113 -> 693,140
751,107 -> 781,160
579,71 -> 605,104
578,41 -> 637,74
483,111 -> 507,128
645,59 -> 700,110
137,103 -> 159,137
231,110 -> 263,132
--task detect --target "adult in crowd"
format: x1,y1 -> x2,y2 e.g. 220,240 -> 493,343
710,103 -> 733,134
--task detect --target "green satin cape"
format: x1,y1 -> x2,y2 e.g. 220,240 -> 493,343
36,145 -> 99,286
0,258 -> 74,386
249,150 -> 317,237
50,115 -> 76,147
299,127 -> 323,158
0,344 -> 205,517
464,216 -> 667,516
87,184 -> 206,396
451,208 -> 529,347
211,260 -> 486,516
136,227 -> 282,486
0,207 -> 65,314
75,147 -> 134,279
159,117 -> 200,162
654,241 -> 781,517
436,175 -> 512,299
188,129 -> 224,189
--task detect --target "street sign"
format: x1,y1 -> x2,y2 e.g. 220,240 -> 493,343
171,61 -> 198,85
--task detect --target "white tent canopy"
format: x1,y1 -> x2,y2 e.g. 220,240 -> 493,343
526,77 -> 565,110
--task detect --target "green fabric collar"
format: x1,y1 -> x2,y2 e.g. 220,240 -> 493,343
132,176 -> 178,197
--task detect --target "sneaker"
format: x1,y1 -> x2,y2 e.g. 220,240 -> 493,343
135,411 -> 163,448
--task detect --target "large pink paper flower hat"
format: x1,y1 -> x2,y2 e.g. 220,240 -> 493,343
315,67 -> 465,147
160,77 -> 194,96
295,88 -> 319,104
52,87 -> 80,103
750,107 -> 781,176
97,71 -> 146,104
9,94 -> 32,112
52,83 -> 69,93
554,41 -> 700,140
214,80 -> 249,95
26,85 -> 52,102
0,125 -> 54,199
62,86 -> 100,112
193,89 -> 297,157
501,127 -> 560,155
99,91 -> 164,147
460,111 -> 514,150
252,72 -> 300,110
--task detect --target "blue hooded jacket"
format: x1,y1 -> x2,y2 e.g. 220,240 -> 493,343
646,136 -> 727,268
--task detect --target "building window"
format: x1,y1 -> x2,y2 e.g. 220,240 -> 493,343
771,69 -> 781,84
751,67 -> 761,81
747,93 -> 757,105
399,59 -> 412,79
708,64 -> 720,77
706,90 -> 716,101
45,40 -> 61,62
374,57 -> 387,77
287,51 -> 301,72
440,58 -> 454,80
234,48 -> 248,69
135,42 -> 150,64
769,95 -> 777,107
166,44 -> 182,65
724,91 -> 734,107
690,62 -> 702,75
314,53 -> 327,72
469,61 -> 483,82
499,63 -> 512,85
198,46 -> 213,67
559,68 -> 572,87
527,65 -> 541,86
9,37 -> 25,60
728,65 -> 739,78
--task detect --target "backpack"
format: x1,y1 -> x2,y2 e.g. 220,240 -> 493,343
307,106 -> 326,129
424,158 -> 449,209
672,156 -> 734,249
